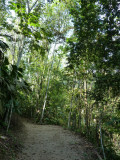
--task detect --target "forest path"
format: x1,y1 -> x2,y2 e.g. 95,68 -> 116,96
16,121 -> 96,160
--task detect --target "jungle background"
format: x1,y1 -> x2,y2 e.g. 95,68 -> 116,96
0,0 -> 120,160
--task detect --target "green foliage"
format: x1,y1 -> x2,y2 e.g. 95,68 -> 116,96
0,40 -> 29,130
65,0 -> 120,159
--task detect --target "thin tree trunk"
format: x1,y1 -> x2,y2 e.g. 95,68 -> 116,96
77,80 -> 81,129
99,120 -> 106,160
84,79 -> 89,136
12,35 -> 16,65
40,42 -> 57,123
99,105 -> 106,160
4,108 -> 10,125
78,94 -> 82,130
16,0 -> 42,67
68,94 -> 73,128
7,98 -> 13,132
96,117 -> 99,146
68,70 -> 76,128
16,36 -> 25,67
16,0 -> 30,67
37,54 -> 49,108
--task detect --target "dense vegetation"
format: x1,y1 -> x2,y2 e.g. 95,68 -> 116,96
0,0 -> 120,160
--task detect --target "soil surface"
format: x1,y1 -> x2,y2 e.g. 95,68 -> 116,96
16,122 -> 98,160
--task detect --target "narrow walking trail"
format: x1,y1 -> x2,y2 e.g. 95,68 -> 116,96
17,122 -> 97,160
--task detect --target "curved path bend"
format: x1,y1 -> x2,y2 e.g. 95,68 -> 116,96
17,122 -> 97,160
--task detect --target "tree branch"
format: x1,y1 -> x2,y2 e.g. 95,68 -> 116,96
26,0 -> 30,13
30,0 -> 39,12
0,34 -> 14,41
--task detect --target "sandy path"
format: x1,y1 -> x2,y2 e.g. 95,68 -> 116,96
17,122 -> 95,160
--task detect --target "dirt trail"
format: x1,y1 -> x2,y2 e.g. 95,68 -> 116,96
17,122 -> 97,160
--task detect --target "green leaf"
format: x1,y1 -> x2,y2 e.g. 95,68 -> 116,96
4,57 -> 9,65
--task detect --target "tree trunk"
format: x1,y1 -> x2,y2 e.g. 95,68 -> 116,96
84,79 -> 89,136
68,94 -> 73,128
7,98 -> 14,132
40,42 -> 57,123
78,81 -> 82,129
68,70 -> 76,128
16,36 -> 25,67
99,120 -> 106,160
99,105 -> 106,160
